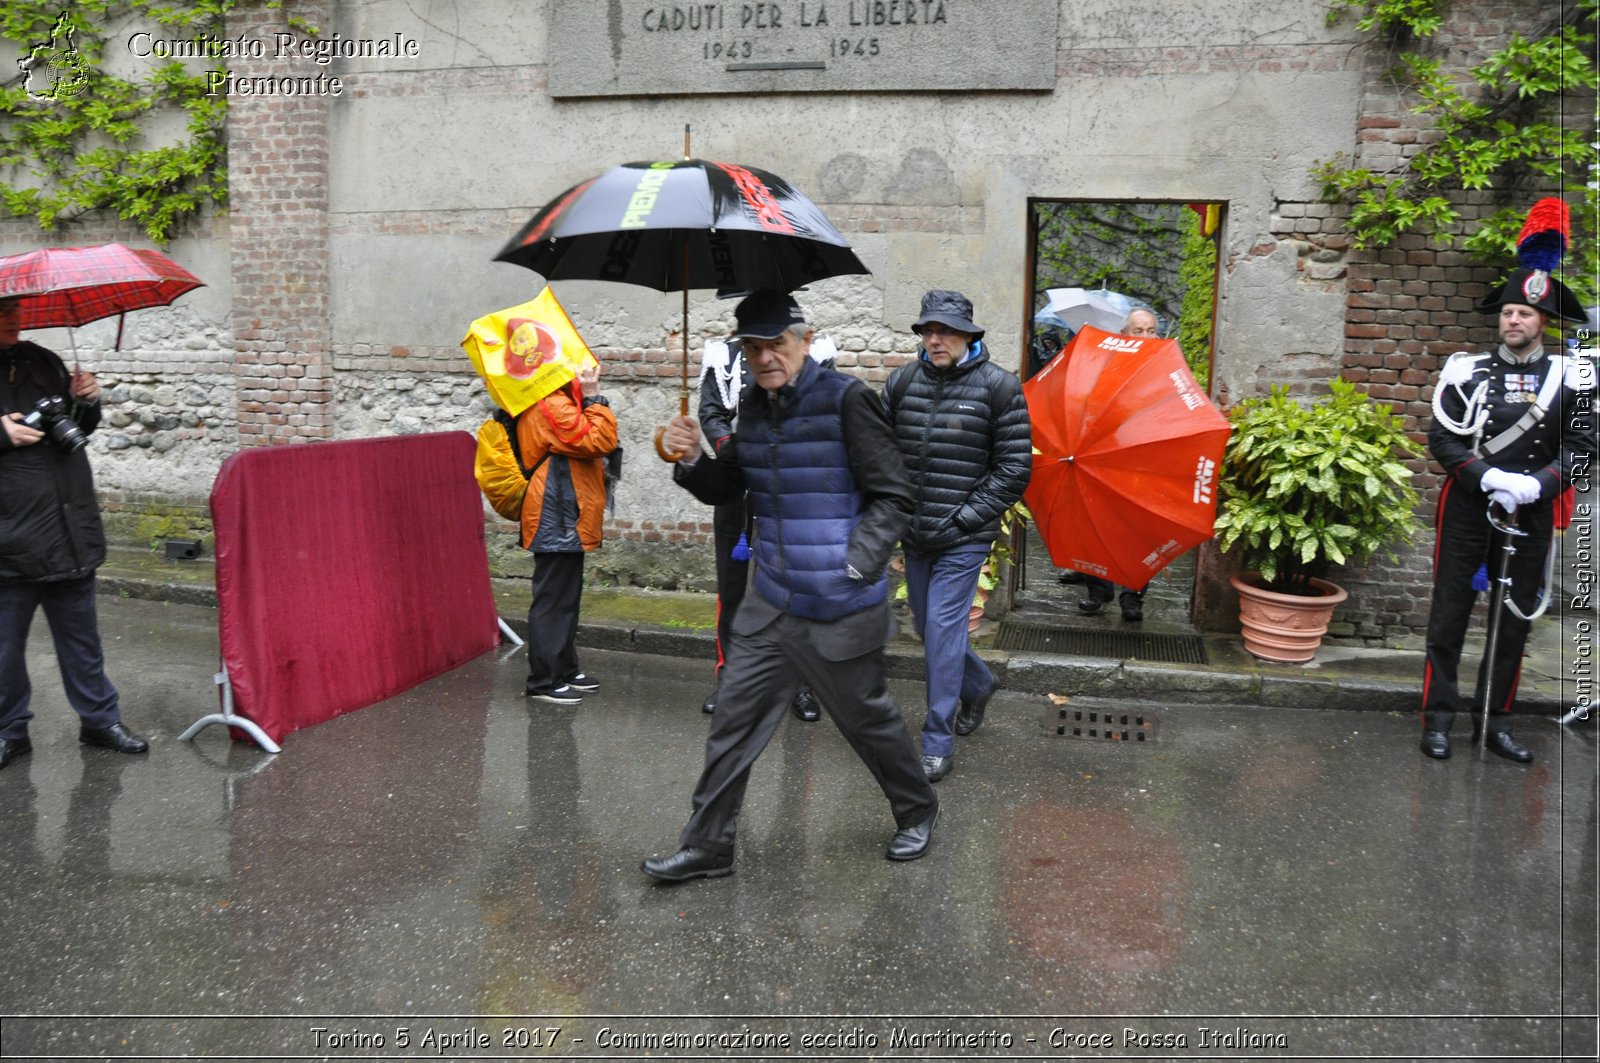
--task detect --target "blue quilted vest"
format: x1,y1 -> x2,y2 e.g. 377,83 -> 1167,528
735,360 -> 887,622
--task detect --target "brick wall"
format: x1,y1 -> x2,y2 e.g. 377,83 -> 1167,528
226,0 -> 334,446
1257,0 -> 1591,642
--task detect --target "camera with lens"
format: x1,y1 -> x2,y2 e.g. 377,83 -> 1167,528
21,395 -> 88,453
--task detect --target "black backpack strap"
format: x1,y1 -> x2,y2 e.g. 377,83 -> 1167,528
494,408 -> 547,480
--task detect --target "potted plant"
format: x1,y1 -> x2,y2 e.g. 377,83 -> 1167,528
1212,379 -> 1422,662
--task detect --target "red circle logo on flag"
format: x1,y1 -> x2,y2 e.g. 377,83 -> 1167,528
506,318 -> 561,379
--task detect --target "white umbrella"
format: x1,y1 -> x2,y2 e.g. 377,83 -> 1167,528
1043,287 -> 1129,333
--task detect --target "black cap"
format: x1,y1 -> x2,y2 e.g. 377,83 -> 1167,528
912,289 -> 984,340
733,289 -> 806,339
1478,268 -> 1588,323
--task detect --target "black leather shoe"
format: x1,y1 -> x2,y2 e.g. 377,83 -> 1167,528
79,723 -> 149,754
791,688 -> 821,722
641,846 -> 734,882
0,735 -> 32,770
920,753 -> 951,783
886,805 -> 939,861
701,690 -> 717,715
954,691 -> 991,736
1483,731 -> 1533,763
1419,730 -> 1451,760
1077,595 -> 1105,615
1119,594 -> 1144,622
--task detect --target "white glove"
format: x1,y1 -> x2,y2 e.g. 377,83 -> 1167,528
1489,489 -> 1519,514
1480,468 -> 1516,494
1506,473 -> 1542,505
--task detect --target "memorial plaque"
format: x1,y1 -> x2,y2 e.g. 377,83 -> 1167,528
550,1 -> 1059,97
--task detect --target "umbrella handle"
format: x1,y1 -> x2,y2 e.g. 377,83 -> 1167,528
654,393 -> 691,462
654,425 -> 682,462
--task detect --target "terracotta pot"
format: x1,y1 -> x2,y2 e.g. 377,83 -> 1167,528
1229,572 -> 1348,664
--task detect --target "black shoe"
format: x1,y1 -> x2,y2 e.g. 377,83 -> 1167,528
1057,569 -> 1084,585
79,723 -> 149,754
1419,730 -> 1451,760
641,846 -> 734,882
791,688 -> 821,722
0,735 -> 32,770
1119,594 -> 1144,622
527,684 -> 583,705
920,753 -> 951,783
1078,595 -> 1107,615
701,689 -> 717,715
1483,731 -> 1533,763
886,805 -> 939,861
954,690 -> 992,736
566,672 -> 600,692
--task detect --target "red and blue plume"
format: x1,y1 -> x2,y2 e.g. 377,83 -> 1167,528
1516,197 -> 1568,272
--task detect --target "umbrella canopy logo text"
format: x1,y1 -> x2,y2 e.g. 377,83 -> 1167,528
716,163 -> 796,234
621,162 -> 676,229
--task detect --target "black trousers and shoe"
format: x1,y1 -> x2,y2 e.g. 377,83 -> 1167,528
527,551 -> 587,702
0,576 -> 148,766
1421,483 -> 1549,762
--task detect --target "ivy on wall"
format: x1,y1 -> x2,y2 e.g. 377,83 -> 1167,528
1032,201 -> 1217,386
1316,0 -> 1599,304
0,1 -> 305,243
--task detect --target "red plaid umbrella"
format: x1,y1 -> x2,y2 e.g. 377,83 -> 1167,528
0,243 -> 204,349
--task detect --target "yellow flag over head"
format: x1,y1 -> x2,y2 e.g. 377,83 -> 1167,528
462,287 -> 599,415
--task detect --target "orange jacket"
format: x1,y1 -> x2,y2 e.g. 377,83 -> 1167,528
516,384 -> 618,553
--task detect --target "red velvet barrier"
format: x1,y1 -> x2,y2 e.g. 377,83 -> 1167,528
210,432 -> 501,744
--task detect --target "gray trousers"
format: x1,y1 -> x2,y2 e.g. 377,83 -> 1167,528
679,609 -> 937,856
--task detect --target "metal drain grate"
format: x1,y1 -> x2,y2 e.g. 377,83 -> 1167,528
1053,706 -> 1156,742
995,622 -> 1208,664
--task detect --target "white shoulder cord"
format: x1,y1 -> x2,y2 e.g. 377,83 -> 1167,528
1431,352 -> 1491,447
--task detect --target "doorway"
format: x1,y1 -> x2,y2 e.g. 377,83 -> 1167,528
1014,198 -> 1226,629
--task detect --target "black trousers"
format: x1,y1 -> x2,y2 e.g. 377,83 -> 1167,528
527,550 -> 585,694
1422,479 -> 1553,735
679,610 -> 937,856
711,497 -> 748,677
0,575 -> 122,739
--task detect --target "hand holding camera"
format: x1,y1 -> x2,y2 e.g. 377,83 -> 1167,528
14,395 -> 87,452
2,411 -> 43,447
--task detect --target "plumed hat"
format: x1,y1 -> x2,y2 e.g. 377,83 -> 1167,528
1477,198 -> 1588,322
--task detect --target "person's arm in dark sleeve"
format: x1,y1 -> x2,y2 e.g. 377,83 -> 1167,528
954,371 -> 1032,532
1546,366 -> 1597,499
840,379 -> 912,580
1428,384 -> 1489,489
698,363 -> 738,459
672,433 -> 747,506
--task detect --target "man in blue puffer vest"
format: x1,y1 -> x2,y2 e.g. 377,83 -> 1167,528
642,290 -> 940,882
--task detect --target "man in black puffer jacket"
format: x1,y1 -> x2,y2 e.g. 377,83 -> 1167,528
885,290 -> 1032,782
0,298 -> 149,769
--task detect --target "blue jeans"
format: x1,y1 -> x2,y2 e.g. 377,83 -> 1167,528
903,545 -> 994,758
0,576 -> 122,739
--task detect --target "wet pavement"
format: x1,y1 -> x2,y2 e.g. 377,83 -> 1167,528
2,595 -> 1596,1061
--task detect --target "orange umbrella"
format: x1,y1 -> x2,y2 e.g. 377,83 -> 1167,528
1022,325 -> 1230,588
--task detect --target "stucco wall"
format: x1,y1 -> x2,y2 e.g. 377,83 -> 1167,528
6,0 -> 1575,639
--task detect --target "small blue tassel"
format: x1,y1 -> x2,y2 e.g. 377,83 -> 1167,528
731,533 -> 750,562
1471,564 -> 1489,593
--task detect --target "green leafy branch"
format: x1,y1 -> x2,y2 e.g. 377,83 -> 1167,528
0,1 -> 311,243
1214,380 -> 1421,592
1316,0 -> 1599,304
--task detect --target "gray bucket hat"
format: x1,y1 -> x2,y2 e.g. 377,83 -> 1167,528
912,289 -> 984,340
